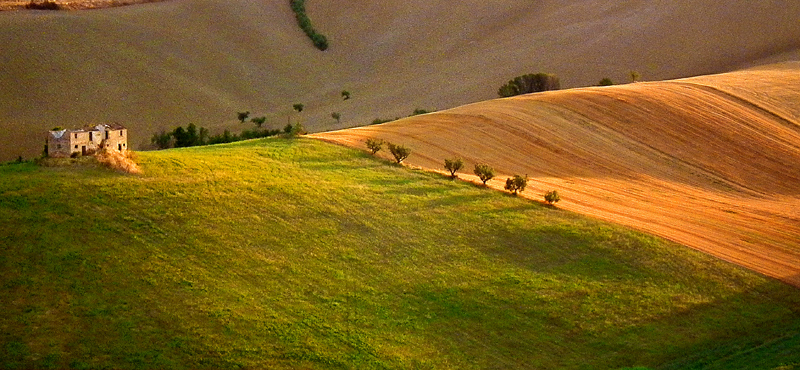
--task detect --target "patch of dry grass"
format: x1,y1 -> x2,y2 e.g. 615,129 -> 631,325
96,149 -> 141,174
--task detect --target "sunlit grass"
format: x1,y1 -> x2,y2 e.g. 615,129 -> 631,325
1,137 -> 799,369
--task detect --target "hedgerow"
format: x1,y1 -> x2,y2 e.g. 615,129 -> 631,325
289,0 -> 329,51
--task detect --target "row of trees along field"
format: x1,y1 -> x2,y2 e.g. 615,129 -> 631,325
365,139 -> 560,204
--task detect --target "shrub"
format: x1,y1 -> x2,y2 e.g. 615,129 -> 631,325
498,73 -> 560,97
598,78 -> 614,86
504,175 -> 528,195
473,164 -> 495,185
173,123 -> 204,148
292,103 -> 304,113
208,130 -> 237,144
251,116 -> 267,127
365,138 -> 383,154
331,112 -> 341,123
444,158 -> 464,178
341,90 -> 351,100
25,0 -> 61,10
151,130 -> 173,149
237,111 -> 250,123
630,70 -> 641,83
544,190 -> 561,205
371,118 -> 394,125
411,108 -> 434,116
287,123 -> 306,138
387,143 -> 411,163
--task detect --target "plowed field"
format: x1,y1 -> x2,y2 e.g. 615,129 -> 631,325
312,63 -> 800,287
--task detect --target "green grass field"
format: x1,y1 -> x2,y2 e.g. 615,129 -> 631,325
1,138 -> 799,369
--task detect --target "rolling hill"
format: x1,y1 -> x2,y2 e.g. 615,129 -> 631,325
312,63 -> 800,287
2,0 -> 800,161
2,139 -> 800,369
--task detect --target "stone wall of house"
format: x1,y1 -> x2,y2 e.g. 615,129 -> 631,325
46,130 -> 72,158
102,128 -> 128,152
46,125 -> 128,158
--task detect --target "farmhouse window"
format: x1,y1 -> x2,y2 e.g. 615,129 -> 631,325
120,130 -> 124,136
89,132 -> 93,141
74,145 -> 78,149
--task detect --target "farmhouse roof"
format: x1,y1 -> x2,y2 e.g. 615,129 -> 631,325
49,129 -> 67,139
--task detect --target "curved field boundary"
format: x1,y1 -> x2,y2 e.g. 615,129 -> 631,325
312,64 -> 800,287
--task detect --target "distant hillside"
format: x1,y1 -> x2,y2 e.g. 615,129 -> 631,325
1,0 -> 800,161
2,138 -> 800,369
313,63 -> 800,287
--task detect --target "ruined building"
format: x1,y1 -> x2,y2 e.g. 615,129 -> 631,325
46,124 -> 128,158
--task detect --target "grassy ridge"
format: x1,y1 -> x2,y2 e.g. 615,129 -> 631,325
1,138 -> 799,369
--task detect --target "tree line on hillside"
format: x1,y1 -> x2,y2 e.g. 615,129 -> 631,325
364,139 -> 561,205
289,0 -> 329,51
151,123 -> 304,150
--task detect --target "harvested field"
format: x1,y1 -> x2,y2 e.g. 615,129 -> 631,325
312,63 -> 800,287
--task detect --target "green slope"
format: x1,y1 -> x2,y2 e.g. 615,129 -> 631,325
1,138 -> 799,369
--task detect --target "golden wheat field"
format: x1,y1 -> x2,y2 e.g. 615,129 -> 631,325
312,63 -> 800,287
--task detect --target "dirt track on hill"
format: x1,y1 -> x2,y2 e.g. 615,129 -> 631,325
312,64 -> 800,287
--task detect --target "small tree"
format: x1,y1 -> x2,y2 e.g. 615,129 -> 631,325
544,190 -> 561,205
498,73 -> 560,97
365,138 -> 384,154
151,130 -> 173,149
237,111 -> 250,123
387,142 -> 411,163
293,103 -> 304,113
331,112 -> 341,123
251,116 -> 267,127
411,108 -> 433,116
598,78 -> 614,86
504,174 -> 528,195
289,122 -> 305,137
444,157 -> 464,178
629,70 -> 640,83
473,164 -> 495,185
341,90 -> 351,100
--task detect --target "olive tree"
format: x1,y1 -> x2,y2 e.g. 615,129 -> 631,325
544,190 -> 561,205
387,142 -> 411,163
473,164 -> 495,185
365,138 -> 384,154
504,174 -> 528,195
444,157 -> 464,178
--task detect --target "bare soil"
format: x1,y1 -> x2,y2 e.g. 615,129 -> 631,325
312,63 -> 800,287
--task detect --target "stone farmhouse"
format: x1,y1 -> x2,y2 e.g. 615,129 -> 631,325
46,123 -> 128,158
